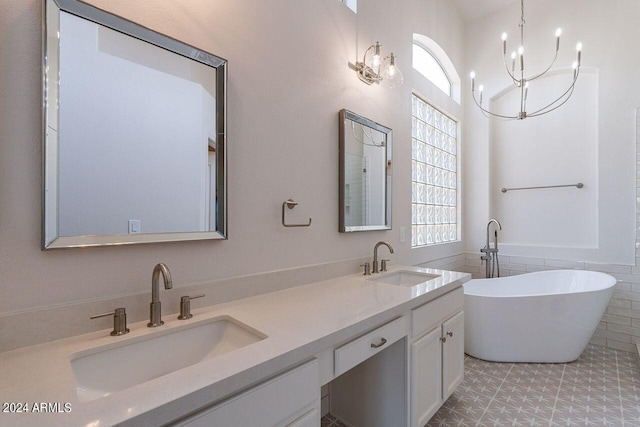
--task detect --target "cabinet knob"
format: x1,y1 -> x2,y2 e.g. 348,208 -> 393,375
440,336 -> 447,343
447,331 -> 453,337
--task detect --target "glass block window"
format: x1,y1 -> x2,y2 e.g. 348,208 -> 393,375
411,94 -> 458,247
340,0 -> 357,13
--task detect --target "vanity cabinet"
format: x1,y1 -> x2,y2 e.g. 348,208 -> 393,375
172,360 -> 320,427
410,289 -> 464,427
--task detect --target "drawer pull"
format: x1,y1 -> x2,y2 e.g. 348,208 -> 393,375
370,337 -> 387,349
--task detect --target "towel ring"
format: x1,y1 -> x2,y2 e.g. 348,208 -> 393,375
282,199 -> 312,227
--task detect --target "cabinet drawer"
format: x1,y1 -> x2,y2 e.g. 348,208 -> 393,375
334,316 -> 408,376
175,359 -> 319,427
412,287 -> 463,338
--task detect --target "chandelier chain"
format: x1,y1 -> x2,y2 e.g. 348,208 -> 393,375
519,0 -> 525,47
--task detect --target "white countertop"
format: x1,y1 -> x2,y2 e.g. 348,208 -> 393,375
0,265 -> 469,427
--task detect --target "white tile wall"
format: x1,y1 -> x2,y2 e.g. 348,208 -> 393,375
417,253 -> 467,271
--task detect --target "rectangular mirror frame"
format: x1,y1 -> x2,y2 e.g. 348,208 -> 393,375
339,109 -> 392,232
42,0 -> 228,249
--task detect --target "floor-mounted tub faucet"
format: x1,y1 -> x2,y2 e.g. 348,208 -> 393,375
148,263 -> 173,327
480,219 -> 502,278
373,241 -> 394,274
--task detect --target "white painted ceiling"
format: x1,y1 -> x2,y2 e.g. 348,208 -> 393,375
452,0 -> 519,22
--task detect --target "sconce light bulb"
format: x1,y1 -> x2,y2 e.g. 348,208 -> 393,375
572,61 -> 578,69
381,53 -> 403,88
555,28 -> 562,37
501,32 -> 507,41
511,51 -> 516,60
478,85 -> 484,92
518,46 -> 524,56
575,42 -> 583,52
372,42 -> 382,68
388,54 -> 397,77
470,71 -> 476,79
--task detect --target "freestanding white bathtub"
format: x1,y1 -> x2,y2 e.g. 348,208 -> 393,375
464,270 -> 616,363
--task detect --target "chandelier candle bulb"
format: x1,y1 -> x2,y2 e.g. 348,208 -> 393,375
555,28 -> 562,51
576,42 -> 582,66
517,46 -> 525,71
502,32 -> 507,54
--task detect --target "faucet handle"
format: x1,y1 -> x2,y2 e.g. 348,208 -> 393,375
91,307 -> 130,336
381,259 -> 390,272
360,262 -> 371,276
178,294 -> 205,320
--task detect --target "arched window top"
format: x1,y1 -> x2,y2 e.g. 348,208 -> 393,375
413,44 -> 450,96
412,34 -> 461,104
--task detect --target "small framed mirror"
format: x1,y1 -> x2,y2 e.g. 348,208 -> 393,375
339,109 -> 392,232
43,0 -> 227,248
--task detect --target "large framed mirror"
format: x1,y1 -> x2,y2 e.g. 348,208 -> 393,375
339,109 -> 392,232
43,0 -> 227,249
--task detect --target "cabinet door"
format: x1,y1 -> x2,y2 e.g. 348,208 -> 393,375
410,327 -> 442,427
442,311 -> 464,401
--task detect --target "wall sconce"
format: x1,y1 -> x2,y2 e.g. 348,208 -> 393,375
355,41 -> 404,88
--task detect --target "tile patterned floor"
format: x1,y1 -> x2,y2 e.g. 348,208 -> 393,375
427,344 -> 640,426
321,413 -> 351,427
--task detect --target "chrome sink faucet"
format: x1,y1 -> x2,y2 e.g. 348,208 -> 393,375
373,241 -> 394,274
148,263 -> 173,327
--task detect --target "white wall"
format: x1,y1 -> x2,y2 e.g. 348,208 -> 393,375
463,0 -> 639,264
0,0 -> 465,316
491,70 -> 599,249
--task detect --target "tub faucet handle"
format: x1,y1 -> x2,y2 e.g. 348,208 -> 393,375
91,307 -> 130,336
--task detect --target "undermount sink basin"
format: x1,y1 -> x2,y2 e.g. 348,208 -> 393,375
371,270 -> 440,287
70,315 -> 266,401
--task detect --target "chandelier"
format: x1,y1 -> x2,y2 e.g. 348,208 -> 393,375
469,0 -> 582,120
